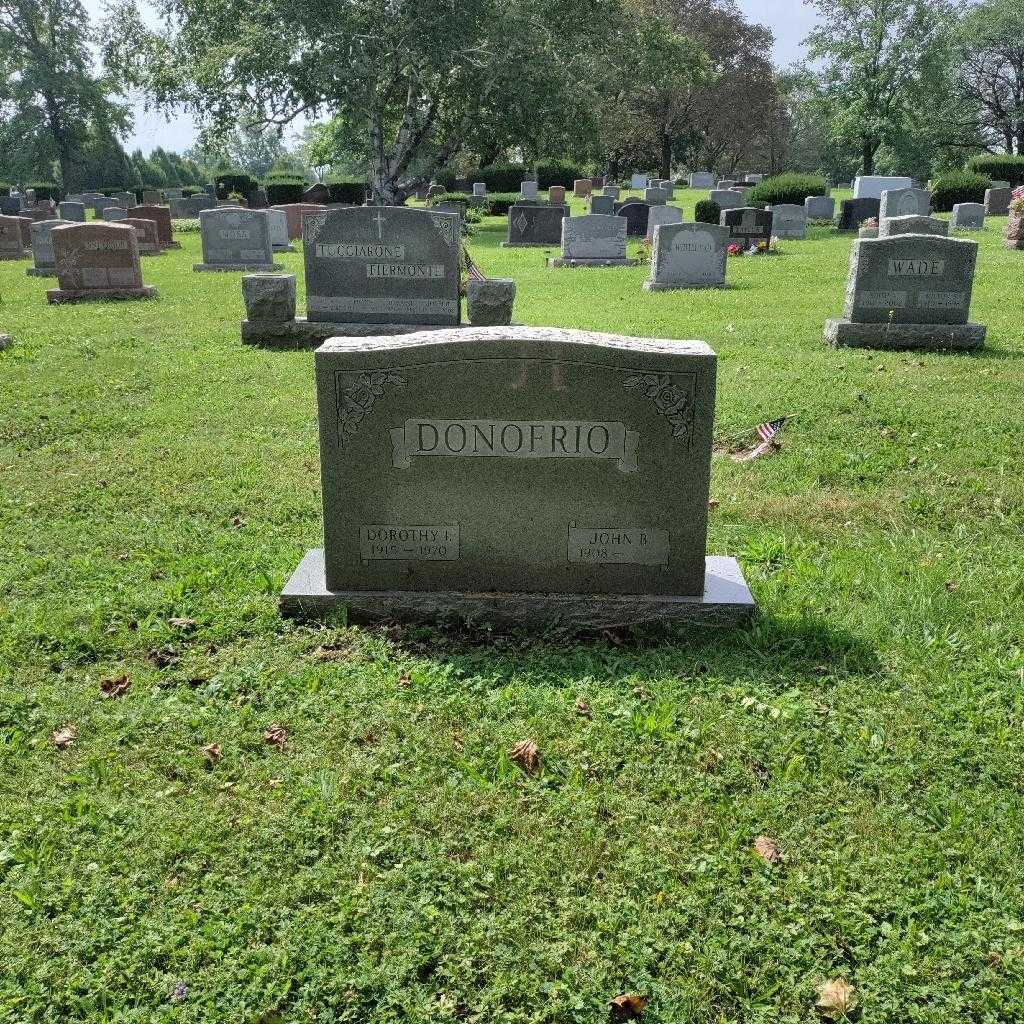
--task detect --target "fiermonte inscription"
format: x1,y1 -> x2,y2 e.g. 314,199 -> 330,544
366,263 -> 445,279
390,419 -> 639,474
567,527 -> 670,565
359,525 -> 459,561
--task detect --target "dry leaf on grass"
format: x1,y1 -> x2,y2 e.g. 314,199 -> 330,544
100,673 -> 131,698
169,617 -> 197,631
263,724 -> 288,750
52,725 -> 76,749
753,835 -> 783,865
816,978 -> 858,1019
148,646 -> 179,668
509,739 -> 540,775
575,698 -> 593,719
608,993 -> 648,1021
202,743 -> 221,764
397,670 -> 412,688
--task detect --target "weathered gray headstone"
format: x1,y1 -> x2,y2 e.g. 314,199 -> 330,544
721,207 -> 773,247
549,214 -> 636,267
102,206 -> 128,222
548,186 -> 566,206
879,187 -> 931,220
520,181 -> 539,200
710,190 -> 743,212
195,208 -> 278,271
266,208 -> 294,251
630,174 -> 648,190
142,189 -> 164,205
115,191 -> 136,209
602,186 -> 621,200
48,221 -> 157,303
58,201 -> 86,222
504,203 -> 568,247
124,217 -> 162,255
824,234 -> 985,350
950,203 -> 985,231
614,200 -> 651,237
280,326 -> 755,627
985,187 -> 1012,216
243,274 -> 297,323
304,206 -> 461,325
589,195 -> 615,216
644,222 -> 729,291
854,175 -> 912,199
717,180 -> 736,191
645,204 -> 683,241
573,179 -> 592,199
879,215 -> 947,238
689,172 -> 715,189
838,198 -> 880,231
132,205 -> 176,249
0,214 -> 31,259
27,219 -> 72,276
769,204 -> 807,240
644,187 -> 668,206
805,195 -> 836,221
467,279 -> 516,326
472,183 -> 487,197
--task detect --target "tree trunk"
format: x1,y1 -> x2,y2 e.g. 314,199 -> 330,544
861,137 -> 876,176
659,130 -> 673,181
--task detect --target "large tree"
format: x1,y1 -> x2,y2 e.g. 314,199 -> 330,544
802,0 -> 954,175
103,0 -> 629,203
0,0 -> 129,188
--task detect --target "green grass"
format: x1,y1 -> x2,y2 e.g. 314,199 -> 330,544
2,189 -> 1024,1023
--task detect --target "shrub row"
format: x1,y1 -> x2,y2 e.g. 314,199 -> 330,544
966,154 -> 1024,186
748,172 -> 827,207
932,171 -> 991,212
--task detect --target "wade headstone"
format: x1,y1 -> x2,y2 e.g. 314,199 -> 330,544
48,221 -> 157,303
504,203 -> 568,247
28,219 -> 72,276
279,326 -> 755,628
985,187 -> 1012,216
951,203 -> 985,231
548,214 -> 636,268
824,234 -> 985,351
644,222 -> 729,291
645,204 -> 683,241
879,215 -> 947,238
879,187 -> 931,220
195,208 -> 278,271
0,215 -> 30,259
614,200 -> 650,237
721,207 -> 773,247
805,195 -> 836,221
838,198 -> 880,231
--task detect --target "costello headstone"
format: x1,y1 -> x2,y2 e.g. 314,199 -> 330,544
614,200 -> 651,237
644,222 -> 729,291
47,221 -> 157,303
58,202 -> 86,222
27,219 -> 72,276
805,195 -> 836,221
132,205 -> 176,249
721,207 -> 773,247
644,204 -> 683,241
985,187 -> 1012,216
879,188 -> 931,220
0,215 -> 30,259
824,234 -> 985,351
879,215 -> 947,238
194,208 -> 279,271
768,204 -> 807,240
504,204 -> 569,247
950,203 -> 985,231
838,198 -> 881,231
589,195 -> 615,216
548,214 -> 636,268
280,326 -> 755,627
124,217 -> 162,255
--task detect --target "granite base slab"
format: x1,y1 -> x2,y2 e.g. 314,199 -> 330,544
547,258 -> 639,268
242,318 -> 475,350
193,261 -> 283,272
47,286 -> 158,304
26,267 -> 57,277
280,549 -> 756,629
643,280 -> 725,291
500,242 -> 558,248
0,251 -> 29,261
272,244 -> 296,253
824,318 -> 986,351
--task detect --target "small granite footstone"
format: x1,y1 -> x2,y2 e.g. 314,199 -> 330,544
242,274 -> 297,323
879,215 -> 947,238
279,326 -> 755,628
467,278 -> 516,325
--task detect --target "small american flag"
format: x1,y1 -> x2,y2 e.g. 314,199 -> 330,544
730,417 -> 789,462
462,245 -> 486,282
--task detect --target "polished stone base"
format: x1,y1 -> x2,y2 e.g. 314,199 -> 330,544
193,261 -> 282,272
26,267 -> 57,277
242,317 -> 470,349
825,318 -> 986,351
280,549 -> 756,629
47,286 -> 158,304
0,251 -> 29,261
547,258 -> 639,268
643,280 -> 724,291
272,244 -> 296,253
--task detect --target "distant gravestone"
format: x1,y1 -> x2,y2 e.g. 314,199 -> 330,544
853,175 -> 913,200
644,187 -> 668,206
48,221 -> 157,303
304,206 -> 461,326
169,195 -> 216,219
805,195 -> 836,221
824,233 -> 985,351
124,217 -> 162,255
630,174 -> 648,190
274,203 -> 327,241
472,183 -> 487,197
589,195 -> 615,216
689,172 -> 715,189
645,204 -> 683,241
951,203 -> 985,231
520,181 -> 539,200
0,214 -> 30,259
0,197 -> 21,215
769,204 -> 807,240
614,200 -> 651,237
745,174 -> 764,185
710,189 -> 743,212
132,205 -> 176,249
879,215 -> 948,238
602,186 -> 621,200
279,326 -> 755,628
58,201 -> 85,222
573,179 -> 592,198
504,203 -> 568,247
27,219 -> 72,276
165,188 -> 183,200
102,206 -> 128,222
985,187 -> 1012,216
721,207 -> 773,247
115,191 -> 136,209
591,176 -> 605,189
645,222 -> 729,291
879,188 -> 931,220
266,208 -> 294,251
195,208 -> 279,271
142,189 -> 164,205
303,183 -> 331,205
548,186 -> 567,205
548,214 -> 636,267
717,180 -> 736,191
838,198 -> 880,231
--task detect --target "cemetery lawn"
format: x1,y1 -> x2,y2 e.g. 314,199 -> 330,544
3,192 -> 1024,1023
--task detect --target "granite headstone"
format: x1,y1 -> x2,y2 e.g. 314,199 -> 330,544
644,222 -> 729,291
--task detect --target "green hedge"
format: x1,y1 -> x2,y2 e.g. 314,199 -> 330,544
695,199 -> 721,224
325,180 -> 366,205
28,182 -> 62,201
536,161 -> 586,189
748,172 -> 827,207
965,154 -> 1024,186
266,182 -> 306,205
932,171 -> 991,212
486,193 -> 522,216
215,171 -> 258,198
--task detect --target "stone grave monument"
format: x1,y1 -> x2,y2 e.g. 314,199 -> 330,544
47,222 -> 157,303
853,176 -> 912,199
645,205 -> 683,241
124,217 -> 162,255
266,208 -> 294,252
589,195 -> 615,216
768,204 -> 807,240
879,215 -> 947,238
710,189 -> 743,212
614,200 -> 651,237
879,187 -> 931,221
548,214 -> 637,268
950,203 -> 985,231
689,172 -> 715,189
805,195 -> 836,221
27,219 -> 72,276
194,208 -> 280,271
503,204 -> 568,247
58,201 -> 86,222
644,222 -> 729,291
985,187 -> 1012,216
838,198 -> 881,231
0,215 -> 30,259
132,205 -> 177,249
721,208 -> 773,248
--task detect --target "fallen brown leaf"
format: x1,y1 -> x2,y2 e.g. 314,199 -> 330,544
148,646 -> 180,668
230,515 -> 246,528
816,978 -> 857,1020
708,498 -> 720,510
100,673 -> 131,698
169,617 -> 197,631
509,738 -> 540,775
397,670 -> 412,688
264,724 -> 288,750
202,743 -> 221,763
52,725 -> 76,749
307,644 -> 354,663
575,698 -> 593,719
608,993 -> 648,1021
753,835 -> 782,865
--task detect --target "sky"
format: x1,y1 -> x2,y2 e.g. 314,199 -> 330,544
82,0 -> 820,155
